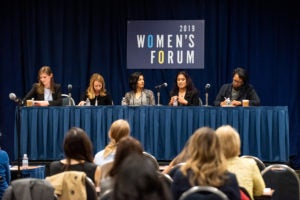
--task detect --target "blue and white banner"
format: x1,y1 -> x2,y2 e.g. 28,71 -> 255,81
127,20 -> 205,69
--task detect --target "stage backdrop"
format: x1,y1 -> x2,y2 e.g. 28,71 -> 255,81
1,0 -> 300,168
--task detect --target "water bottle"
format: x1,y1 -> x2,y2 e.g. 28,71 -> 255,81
22,154 -> 29,169
121,97 -> 127,106
85,98 -> 90,106
173,97 -> 178,106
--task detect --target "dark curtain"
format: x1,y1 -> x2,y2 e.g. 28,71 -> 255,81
1,0 -> 300,167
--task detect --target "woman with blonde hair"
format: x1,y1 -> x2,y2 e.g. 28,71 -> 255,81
78,73 -> 112,106
171,127 -> 240,200
216,125 -> 266,199
94,119 -> 130,166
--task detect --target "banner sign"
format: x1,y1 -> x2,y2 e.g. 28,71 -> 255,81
127,20 -> 205,69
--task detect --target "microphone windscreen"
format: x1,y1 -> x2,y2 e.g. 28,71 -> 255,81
9,93 -> 16,100
164,83 -> 168,87
68,84 -> 72,90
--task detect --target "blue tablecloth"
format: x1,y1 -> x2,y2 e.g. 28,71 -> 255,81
14,106 -> 289,162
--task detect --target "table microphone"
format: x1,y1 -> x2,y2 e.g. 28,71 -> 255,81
67,84 -> 72,106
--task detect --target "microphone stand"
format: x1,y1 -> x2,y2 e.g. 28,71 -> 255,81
156,89 -> 162,106
15,101 -> 22,178
205,92 -> 209,106
68,92 -> 72,106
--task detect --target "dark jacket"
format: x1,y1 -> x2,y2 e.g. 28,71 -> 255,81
214,83 -> 260,106
23,83 -> 62,106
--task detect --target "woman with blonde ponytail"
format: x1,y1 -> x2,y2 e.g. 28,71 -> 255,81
94,119 -> 130,166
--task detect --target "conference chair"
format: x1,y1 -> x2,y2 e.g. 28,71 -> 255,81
85,177 -> 98,200
241,155 -> 266,171
168,162 -> 186,178
158,172 -> 173,189
2,178 -> 57,200
61,94 -> 75,106
179,186 -> 229,200
143,151 -> 160,170
99,189 -> 113,200
261,164 -> 300,200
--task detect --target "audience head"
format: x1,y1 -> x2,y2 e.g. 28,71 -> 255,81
129,72 -> 144,91
232,67 -> 248,89
87,73 -> 107,98
112,153 -> 172,200
109,136 -> 143,177
103,119 -> 130,158
63,127 -> 94,163
37,66 -> 54,93
182,126 -> 227,187
215,125 -> 241,159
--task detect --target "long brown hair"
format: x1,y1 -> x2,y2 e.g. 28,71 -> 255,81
181,127 -> 227,187
36,66 -> 55,94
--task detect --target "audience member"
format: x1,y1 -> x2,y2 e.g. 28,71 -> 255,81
216,125 -> 266,199
171,127 -> 240,200
169,71 -> 200,106
112,153 -> 172,200
123,72 -> 155,105
23,66 -> 62,106
78,73 -> 113,106
49,127 -> 100,188
0,148 -> 10,199
214,67 -> 260,106
162,138 -> 189,174
100,136 -> 143,194
94,119 -> 130,166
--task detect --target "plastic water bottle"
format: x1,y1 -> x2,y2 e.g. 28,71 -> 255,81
22,154 -> 29,169
85,98 -> 90,106
121,97 -> 127,106
173,97 -> 178,106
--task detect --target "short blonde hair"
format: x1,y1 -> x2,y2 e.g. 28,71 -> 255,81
215,125 -> 241,159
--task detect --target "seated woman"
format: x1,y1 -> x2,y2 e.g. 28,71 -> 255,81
94,119 -> 130,166
169,71 -> 200,106
216,125 -> 266,199
171,127 -> 240,200
23,66 -> 62,106
123,72 -> 155,105
112,153 -> 172,200
78,73 -> 113,106
99,136 -> 144,194
49,127 -> 101,189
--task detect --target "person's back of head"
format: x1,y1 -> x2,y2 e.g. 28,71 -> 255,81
103,119 -> 130,158
109,136 -> 143,177
63,127 -> 94,164
215,125 -> 241,159
113,153 -> 171,200
182,126 -> 227,187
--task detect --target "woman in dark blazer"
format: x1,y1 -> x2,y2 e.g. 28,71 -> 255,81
169,71 -> 200,106
23,66 -> 62,106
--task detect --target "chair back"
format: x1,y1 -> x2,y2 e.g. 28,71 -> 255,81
261,164 -> 300,200
241,155 -> 266,171
61,94 -> 75,106
158,172 -> 173,189
85,177 -> 98,200
2,178 -> 56,200
168,162 -> 186,178
99,189 -> 113,200
143,151 -> 160,170
179,186 -> 229,200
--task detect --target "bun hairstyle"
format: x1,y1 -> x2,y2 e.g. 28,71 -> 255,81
129,72 -> 143,91
233,67 -> 248,84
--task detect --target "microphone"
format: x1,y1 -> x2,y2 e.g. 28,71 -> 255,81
67,84 -> 72,106
155,82 -> 168,89
204,83 -> 211,106
205,83 -> 211,92
68,84 -> 72,93
9,93 -> 22,104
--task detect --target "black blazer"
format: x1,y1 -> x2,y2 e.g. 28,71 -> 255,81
23,83 -> 62,106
